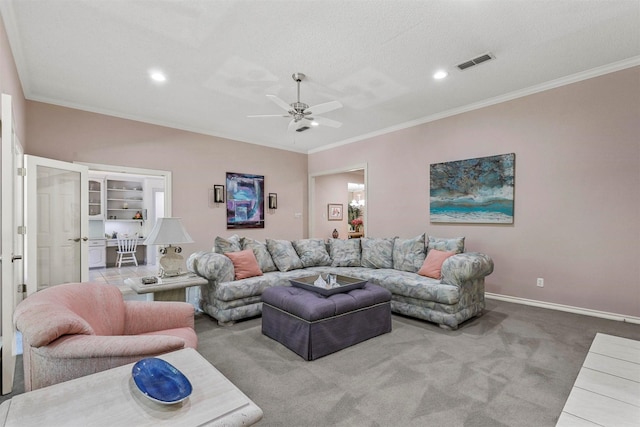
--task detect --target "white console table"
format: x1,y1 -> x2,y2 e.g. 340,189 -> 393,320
0,348 -> 263,426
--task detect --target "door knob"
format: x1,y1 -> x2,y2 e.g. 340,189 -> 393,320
82,237 -> 88,241
68,237 -> 81,242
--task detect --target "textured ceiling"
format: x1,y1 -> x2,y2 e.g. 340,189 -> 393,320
1,0 -> 639,153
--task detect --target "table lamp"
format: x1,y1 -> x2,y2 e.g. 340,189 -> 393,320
144,217 -> 194,277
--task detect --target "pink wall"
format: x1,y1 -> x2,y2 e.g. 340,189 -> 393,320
0,14 -> 26,147
310,67 -> 640,318
25,102 -> 308,256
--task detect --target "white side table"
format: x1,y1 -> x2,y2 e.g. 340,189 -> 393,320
125,274 -> 208,302
0,348 -> 263,426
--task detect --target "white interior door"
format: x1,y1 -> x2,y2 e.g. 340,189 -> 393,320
25,155 -> 88,294
1,93 -> 24,395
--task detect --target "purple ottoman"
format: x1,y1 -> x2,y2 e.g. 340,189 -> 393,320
261,283 -> 392,360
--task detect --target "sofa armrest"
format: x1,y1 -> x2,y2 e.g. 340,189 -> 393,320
187,251 -> 235,283
35,334 -> 187,359
440,252 -> 494,287
123,301 -> 194,335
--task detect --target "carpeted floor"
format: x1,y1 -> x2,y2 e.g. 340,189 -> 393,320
193,299 -> 640,427
3,299 -> 639,426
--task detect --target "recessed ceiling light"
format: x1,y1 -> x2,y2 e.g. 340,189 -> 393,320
433,70 -> 448,80
310,121 -> 319,126
150,70 -> 167,83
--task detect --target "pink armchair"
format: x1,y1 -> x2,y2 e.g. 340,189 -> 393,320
14,282 -> 198,391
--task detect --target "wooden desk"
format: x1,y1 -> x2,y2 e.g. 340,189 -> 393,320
0,348 -> 263,426
125,274 -> 208,301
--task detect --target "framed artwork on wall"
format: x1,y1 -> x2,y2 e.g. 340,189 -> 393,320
430,153 -> 515,224
328,203 -> 343,221
226,172 -> 265,229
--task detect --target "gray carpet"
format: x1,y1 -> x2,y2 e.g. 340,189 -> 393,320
3,299 -> 639,426
193,299 -> 640,427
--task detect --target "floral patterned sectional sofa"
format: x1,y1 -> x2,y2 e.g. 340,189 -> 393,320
187,233 -> 494,330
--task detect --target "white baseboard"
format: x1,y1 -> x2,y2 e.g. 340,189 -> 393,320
485,293 -> 640,325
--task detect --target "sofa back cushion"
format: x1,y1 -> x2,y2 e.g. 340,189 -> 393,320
418,249 -> 456,279
329,239 -> 361,267
241,237 -> 277,272
266,239 -> 304,272
214,234 -> 242,254
225,249 -> 264,280
360,237 -> 394,269
427,235 -> 465,254
393,234 -> 426,273
292,239 -> 332,267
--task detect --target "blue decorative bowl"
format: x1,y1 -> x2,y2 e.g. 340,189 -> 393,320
132,358 -> 192,404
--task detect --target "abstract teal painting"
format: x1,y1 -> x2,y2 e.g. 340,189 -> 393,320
430,153 -> 515,223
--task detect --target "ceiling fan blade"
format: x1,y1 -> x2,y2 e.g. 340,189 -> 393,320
287,118 -> 299,131
247,114 -> 290,118
310,116 -> 342,128
307,100 -> 342,115
266,94 -> 293,112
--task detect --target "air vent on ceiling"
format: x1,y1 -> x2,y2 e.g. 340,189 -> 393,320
295,126 -> 310,132
457,53 -> 495,71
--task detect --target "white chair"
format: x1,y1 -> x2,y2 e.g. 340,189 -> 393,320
116,236 -> 138,267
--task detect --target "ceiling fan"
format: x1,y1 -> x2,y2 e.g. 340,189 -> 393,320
248,73 -> 342,132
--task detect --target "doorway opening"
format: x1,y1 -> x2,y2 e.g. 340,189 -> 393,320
77,162 -> 171,289
309,163 -> 367,240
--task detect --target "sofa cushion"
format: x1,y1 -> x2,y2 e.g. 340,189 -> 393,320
427,235 -> 465,254
225,249 -> 263,280
360,237 -> 394,269
374,269 -> 461,305
292,239 -> 332,267
241,237 -> 277,272
329,239 -> 361,267
211,269 -> 314,301
214,234 -> 242,254
392,234 -> 426,273
266,239 -> 304,272
418,249 -> 456,279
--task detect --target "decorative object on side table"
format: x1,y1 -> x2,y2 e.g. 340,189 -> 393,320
132,358 -> 192,405
144,217 -> 194,277
332,228 -> 339,238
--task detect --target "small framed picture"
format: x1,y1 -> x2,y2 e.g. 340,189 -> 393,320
328,203 -> 343,221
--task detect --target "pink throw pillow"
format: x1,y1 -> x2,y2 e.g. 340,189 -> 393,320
225,249 -> 263,280
418,249 -> 456,279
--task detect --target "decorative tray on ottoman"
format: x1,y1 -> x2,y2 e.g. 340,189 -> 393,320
290,274 -> 367,296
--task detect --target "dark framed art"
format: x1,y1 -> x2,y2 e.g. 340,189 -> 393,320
226,172 -> 265,229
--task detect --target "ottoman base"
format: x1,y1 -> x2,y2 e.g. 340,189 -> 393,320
261,284 -> 392,361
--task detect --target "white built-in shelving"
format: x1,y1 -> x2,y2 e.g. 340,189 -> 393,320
106,179 -> 147,222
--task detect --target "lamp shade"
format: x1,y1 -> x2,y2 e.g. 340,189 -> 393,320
144,218 -> 194,246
